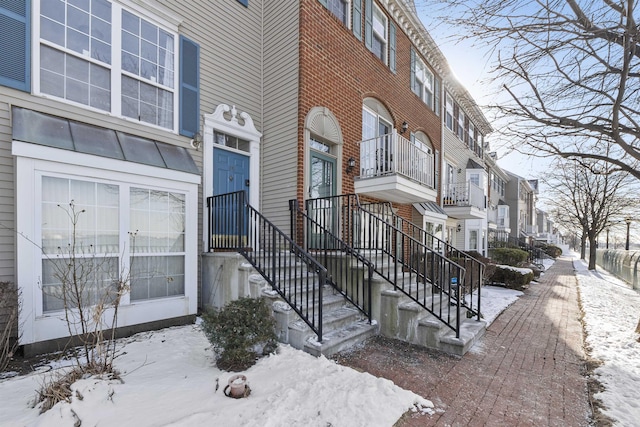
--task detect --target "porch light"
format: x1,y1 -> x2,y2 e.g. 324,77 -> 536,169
190,132 -> 203,150
346,157 -> 356,174
400,121 -> 408,134
456,223 -> 462,232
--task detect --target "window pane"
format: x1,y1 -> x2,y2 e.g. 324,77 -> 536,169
122,10 -> 139,35
67,7 -> 90,35
42,256 -> 118,312
67,28 -> 90,55
90,60 -> 111,90
92,0 -> 111,21
130,254 -> 185,300
41,17 -> 66,46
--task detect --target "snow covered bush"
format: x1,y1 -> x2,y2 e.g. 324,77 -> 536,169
490,265 -> 534,290
201,297 -> 277,371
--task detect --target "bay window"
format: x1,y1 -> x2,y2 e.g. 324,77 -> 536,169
40,175 -> 189,313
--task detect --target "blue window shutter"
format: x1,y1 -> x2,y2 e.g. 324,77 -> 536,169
179,36 -> 200,138
410,48 -> 418,96
389,22 -> 396,73
352,0 -> 362,40
364,0 -> 372,50
237,0 -> 248,7
0,1 -> 30,92
434,76 -> 441,116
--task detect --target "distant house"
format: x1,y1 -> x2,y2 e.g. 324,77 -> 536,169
504,171 -> 538,243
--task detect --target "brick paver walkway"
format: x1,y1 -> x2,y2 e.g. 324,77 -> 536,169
334,258 -> 592,426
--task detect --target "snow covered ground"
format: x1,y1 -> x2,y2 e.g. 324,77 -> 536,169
573,256 -> 640,426
0,255 -> 638,426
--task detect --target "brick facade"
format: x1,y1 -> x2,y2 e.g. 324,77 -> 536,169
298,0 -> 442,220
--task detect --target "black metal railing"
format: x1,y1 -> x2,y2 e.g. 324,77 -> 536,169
488,230 -> 549,267
389,208 -> 484,320
289,200 -> 374,322
305,194 -> 469,337
207,191 -> 328,341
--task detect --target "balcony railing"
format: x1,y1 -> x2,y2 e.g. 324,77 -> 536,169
443,182 -> 485,210
358,131 -> 434,188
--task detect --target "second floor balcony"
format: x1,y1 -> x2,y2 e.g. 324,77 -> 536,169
443,181 -> 486,219
354,131 -> 436,204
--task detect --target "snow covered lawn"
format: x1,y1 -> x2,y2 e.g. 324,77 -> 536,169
5,255 -> 638,426
0,325 -> 433,426
573,257 -> 640,426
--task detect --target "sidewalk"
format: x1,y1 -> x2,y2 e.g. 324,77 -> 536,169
334,258 -> 592,426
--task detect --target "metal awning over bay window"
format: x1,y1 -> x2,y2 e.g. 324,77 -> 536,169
354,130 -> 436,204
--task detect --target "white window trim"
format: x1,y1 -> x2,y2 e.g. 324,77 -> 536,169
415,57 -> 434,107
327,0 -> 351,28
445,93 -> 454,131
32,0 -> 181,134
14,141 -> 199,345
203,104 -> 262,248
372,3 -> 388,64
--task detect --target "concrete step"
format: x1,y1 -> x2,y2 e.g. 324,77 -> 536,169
438,318 -> 487,356
303,319 -> 379,357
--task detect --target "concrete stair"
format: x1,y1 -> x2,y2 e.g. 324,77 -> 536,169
203,250 -> 485,357
379,279 -> 487,356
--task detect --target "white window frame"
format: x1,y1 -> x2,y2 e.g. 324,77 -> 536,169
33,0 -> 181,133
14,141 -> 199,345
371,3 -> 388,64
415,57 -> 434,109
457,108 -> 465,141
468,121 -> 476,150
326,0 -> 351,27
445,93 -> 454,131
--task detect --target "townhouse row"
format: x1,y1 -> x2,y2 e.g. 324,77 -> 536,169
0,0 -> 548,354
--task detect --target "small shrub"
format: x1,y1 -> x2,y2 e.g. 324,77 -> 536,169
490,265 -> 534,290
201,297 -> 277,371
543,245 -> 562,258
491,247 -> 529,266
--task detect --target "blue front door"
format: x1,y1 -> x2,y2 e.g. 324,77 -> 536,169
213,149 -> 250,196
213,149 -> 250,245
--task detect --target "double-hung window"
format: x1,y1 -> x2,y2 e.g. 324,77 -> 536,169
468,121 -> 476,152
415,58 -> 434,109
456,108 -> 465,141
370,4 -> 387,63
445,93 -> 454,131
36,1 -> 193,133
323,0 -> 349,26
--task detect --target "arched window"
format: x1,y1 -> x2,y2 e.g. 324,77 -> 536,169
305,107 -> 343,199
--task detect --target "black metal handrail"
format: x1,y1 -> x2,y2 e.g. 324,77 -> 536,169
305,194 -> 467,337
379,204 -> 484,320
207,191 -> 328,341
289,199 -> 374,323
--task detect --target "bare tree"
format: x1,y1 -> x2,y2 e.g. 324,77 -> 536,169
543,158 -> 636,269
420,0 -> 640,176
